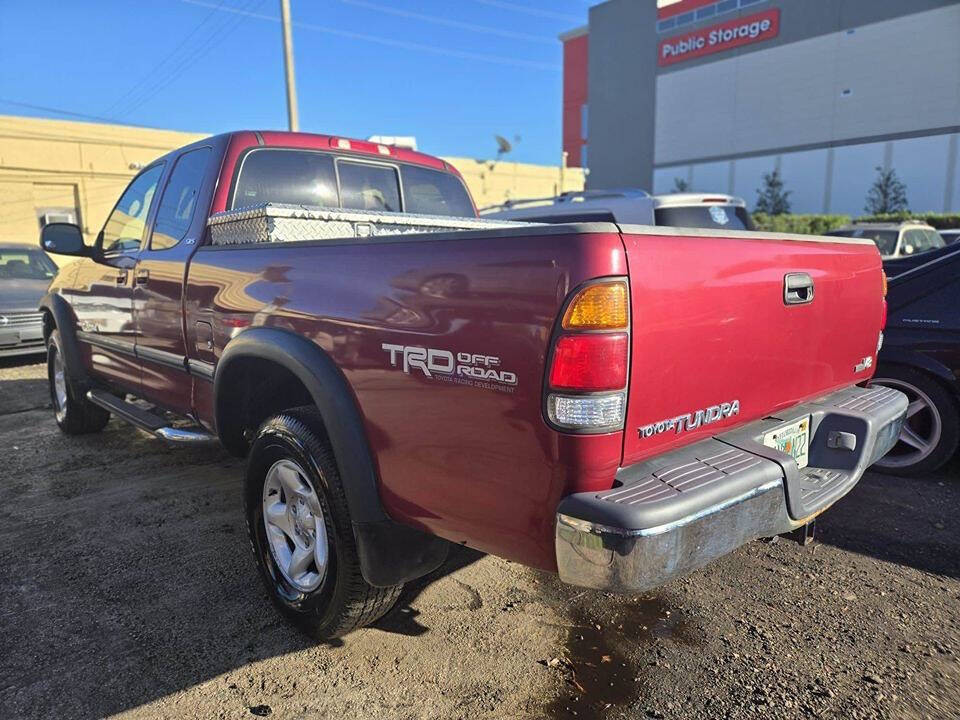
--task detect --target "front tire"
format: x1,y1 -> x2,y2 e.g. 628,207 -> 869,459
245,406 -> 402,639
869,365 -> 960,477
47,330 -> 110,435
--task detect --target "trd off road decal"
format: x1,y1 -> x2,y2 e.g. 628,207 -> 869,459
382,343 -> 517,392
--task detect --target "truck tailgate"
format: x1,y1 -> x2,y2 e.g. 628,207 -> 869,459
621,229 -> 884,466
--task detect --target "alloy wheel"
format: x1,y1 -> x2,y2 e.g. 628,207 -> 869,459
262,459 -> 329,593
52,349 -> 68,423
869,377 -> 942,470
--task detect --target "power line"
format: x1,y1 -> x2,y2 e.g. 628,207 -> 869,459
102,0 -> 229,118
180,0 -> 560,71
0,99 -> 163,128
469,0 -> 582,23
338,0 -> 556,45
112,0 -> 265,120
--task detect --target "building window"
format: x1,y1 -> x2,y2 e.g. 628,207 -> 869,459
37,208 -> 77,228
657,17 -> 676,32
717,0 -> 738,12
696,6 -> 716,19
580,104 -> 588,141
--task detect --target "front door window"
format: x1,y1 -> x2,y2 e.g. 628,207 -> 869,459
101,164 -> 165,255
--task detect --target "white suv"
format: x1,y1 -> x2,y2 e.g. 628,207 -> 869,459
650,193 -> 754,230
825,222 -> 945,260
480,189 -> 755,230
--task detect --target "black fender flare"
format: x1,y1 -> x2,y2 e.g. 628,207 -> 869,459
38,292 -> 88,389
877,347 -> 960,395
215,327 -> 448,586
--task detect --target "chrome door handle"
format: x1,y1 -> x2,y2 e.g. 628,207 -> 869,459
135,268 -> 149,285
784,273 -> 814,305
116,270 -> 128,284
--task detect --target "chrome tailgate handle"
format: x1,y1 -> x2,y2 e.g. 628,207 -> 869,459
784,273 -> 814,305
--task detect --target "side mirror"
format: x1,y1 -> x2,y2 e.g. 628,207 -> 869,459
40,223 -> 89,257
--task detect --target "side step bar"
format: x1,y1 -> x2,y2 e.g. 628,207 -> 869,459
86,390 -> 217,445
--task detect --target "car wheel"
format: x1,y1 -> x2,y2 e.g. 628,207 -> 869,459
245,406 -> 402,639
869,365 -> 960,477
47,330 -> 110,435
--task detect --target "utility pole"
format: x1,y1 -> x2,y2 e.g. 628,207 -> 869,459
279,0 -> 299,131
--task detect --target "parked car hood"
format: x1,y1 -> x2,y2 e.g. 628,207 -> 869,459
0,278 -> 51,314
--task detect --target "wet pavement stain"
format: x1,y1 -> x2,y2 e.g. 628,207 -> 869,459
544,585 -> 700,719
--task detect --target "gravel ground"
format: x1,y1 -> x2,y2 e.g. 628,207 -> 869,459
1,358 -> 957,720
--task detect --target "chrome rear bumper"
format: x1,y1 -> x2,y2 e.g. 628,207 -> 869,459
555,385 -> 907,593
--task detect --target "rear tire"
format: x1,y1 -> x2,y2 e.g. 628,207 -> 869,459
245,406 -> 402,639
869,365 -> 960,477
47,330 -> 110,435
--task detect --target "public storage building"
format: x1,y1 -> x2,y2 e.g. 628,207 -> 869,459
561,0 -> 960,214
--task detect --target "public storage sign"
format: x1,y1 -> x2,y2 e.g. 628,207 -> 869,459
658,9 -> 780,66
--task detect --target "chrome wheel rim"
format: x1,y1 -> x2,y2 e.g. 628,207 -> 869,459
869,378 -> 942,469
262,459 -> 329,593
53,350 -> 68,423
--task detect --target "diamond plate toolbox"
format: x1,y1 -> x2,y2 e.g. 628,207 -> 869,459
207,203 -> 532,245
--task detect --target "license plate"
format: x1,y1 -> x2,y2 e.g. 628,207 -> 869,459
763,416 -> 811,469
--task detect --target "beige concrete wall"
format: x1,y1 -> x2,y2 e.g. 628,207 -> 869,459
444,156 -> 585,210
0,115 -> 584,263
0,115 -> 203,263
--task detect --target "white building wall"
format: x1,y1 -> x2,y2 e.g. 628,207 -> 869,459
654,4 -> 960,165
651,5 -> 960,214
779,149 -> 829,214
656,136 -> 960,214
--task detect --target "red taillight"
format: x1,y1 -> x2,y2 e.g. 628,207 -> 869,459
880,299 -> 888,331
549,333 -> 628,391
546,279 -> 630,431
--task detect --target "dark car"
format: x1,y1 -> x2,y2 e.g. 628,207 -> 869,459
869,245 -> 960,475
0,244 -> 57,357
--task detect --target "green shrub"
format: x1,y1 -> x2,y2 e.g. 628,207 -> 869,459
752,213 -> 851,235
752,212 -> 960,235
858,213 -> 960,230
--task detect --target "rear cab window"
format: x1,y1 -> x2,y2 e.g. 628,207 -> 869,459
229,148 -> 475,217
232,150 -> 338,209
653,205 -> 754,231
337,161 -> 400,212
402,165 -> 475,217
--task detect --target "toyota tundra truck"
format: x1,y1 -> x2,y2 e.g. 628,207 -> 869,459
38,131 -> 906,639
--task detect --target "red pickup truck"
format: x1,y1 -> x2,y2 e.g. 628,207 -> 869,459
38,131 -> 906,639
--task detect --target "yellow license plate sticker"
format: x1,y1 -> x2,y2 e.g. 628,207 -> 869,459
763,416 -> 811,469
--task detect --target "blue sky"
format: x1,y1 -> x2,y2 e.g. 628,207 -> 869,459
0,0 -> 592,164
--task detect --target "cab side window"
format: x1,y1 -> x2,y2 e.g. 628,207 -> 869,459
151,148 -> 211,250
101,164 -> 165,255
